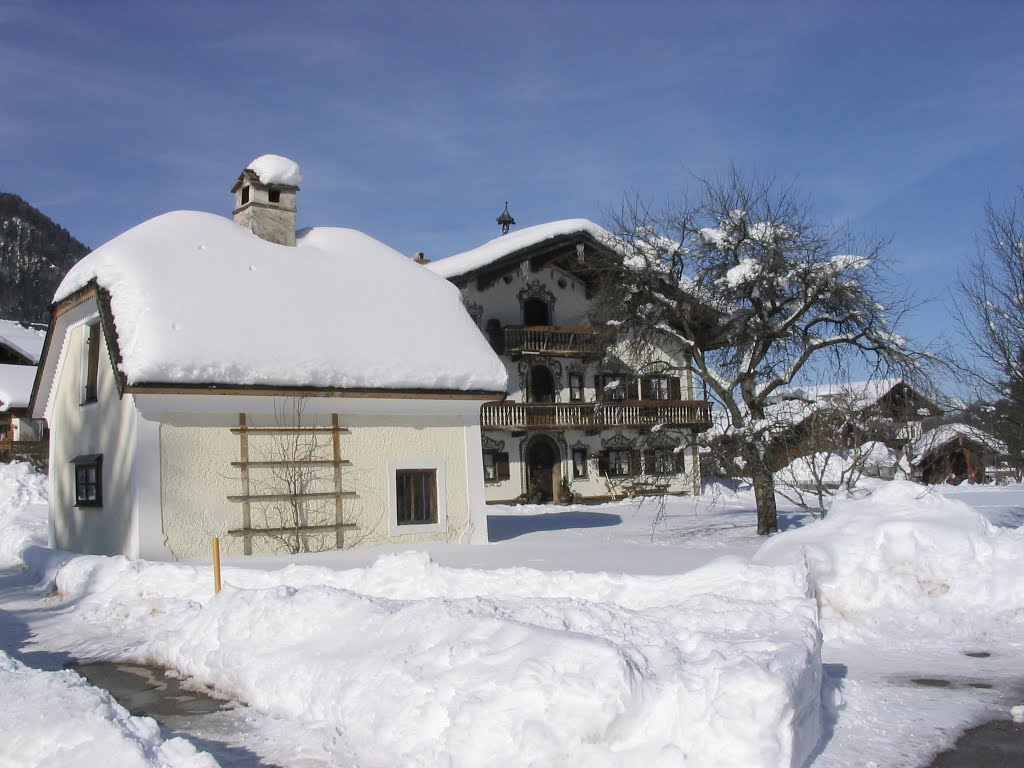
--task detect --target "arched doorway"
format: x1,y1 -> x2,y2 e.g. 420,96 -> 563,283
528,364 -> 556,403
522,297 -> 551,326
525,435 -> 561,503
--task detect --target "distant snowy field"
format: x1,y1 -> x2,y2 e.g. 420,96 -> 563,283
0,463 -> 1022,768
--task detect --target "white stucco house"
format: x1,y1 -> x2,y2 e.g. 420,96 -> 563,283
30,155 -> 507,560
426,219 -> 712,503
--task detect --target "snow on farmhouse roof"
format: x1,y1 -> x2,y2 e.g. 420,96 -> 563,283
246,154 -> 302,187
53,211 -> 507,392
0,364 -> 36,410
0,319 -> 45,364
908,423 -> 1008,465
767,379 -> 904,410
427,218 -> 611,280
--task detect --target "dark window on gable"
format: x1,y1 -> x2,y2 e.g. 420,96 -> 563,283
396,469 -> 438,525
73,454 -> 102,507
83,322 -> 100,404
241,185 -> 250,204
483,451 -> 510,482
268,189 -> 281,203
522,297 -> 550,326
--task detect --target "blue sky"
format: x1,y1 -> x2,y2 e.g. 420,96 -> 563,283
2,0 -> 1023,362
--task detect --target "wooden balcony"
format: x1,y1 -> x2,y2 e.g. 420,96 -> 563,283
502,325 -> 611,357
481,400 -> 713,431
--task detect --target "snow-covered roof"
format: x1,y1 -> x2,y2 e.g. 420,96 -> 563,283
0,319 -> 45,364
909,423 -> 1008,464
767,379 -> 906,410
427,218 -> 611,280
52,211 -> 507,392
0,364 -> 37,410
246,154 -> 302,187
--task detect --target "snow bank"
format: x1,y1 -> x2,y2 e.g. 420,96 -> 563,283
246,154 -> 302,187
0,461 -> 48,565
0,651 -> 218,768
48,551 -> 823,768
52,211 -> 507,392
755,480 -> 1024,646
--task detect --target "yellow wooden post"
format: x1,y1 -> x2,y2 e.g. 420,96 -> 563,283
212,537 -> 222,595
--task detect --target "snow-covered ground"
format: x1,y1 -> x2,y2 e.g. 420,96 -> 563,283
0,463 -> 1022,767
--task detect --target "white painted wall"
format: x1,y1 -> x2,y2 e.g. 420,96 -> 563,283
159,406 -> 478,560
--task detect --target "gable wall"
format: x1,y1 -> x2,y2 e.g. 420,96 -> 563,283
49,309 -> 139,555
460,264 -> 591,328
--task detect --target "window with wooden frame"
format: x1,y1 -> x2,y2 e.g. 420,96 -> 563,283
72,454 -> 102,507
645,448 -> 682,476
640,376 -> 681,400
395,469 -> 438,525
599,449 -> 637,478
597,374 -> 627,401
82,322 -> 101,404
482,450 -> 510,482
572,447 -> 589,478
568,372 -> 584,402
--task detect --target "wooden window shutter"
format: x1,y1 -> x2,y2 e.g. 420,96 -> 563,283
597,451 -> 609,476
644,450 -> 655,475
626,378 -> 640,400
669,376 -> 682,400
640,377 -> 653,400
674,450 -> 686,472
496,452 -> 510,481
629,450 -> 640,475
594,374 -> 605,399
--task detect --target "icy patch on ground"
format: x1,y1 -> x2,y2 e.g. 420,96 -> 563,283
0,650 -> 219,768
43,551 -> 823,768
755,480 -> 1024,647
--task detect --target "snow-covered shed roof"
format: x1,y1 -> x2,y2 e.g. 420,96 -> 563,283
0,319 -> 45,364
908,423 -> 1008,465
50,211 -> 507,393
0,364 -> 37,410
427,219 -> 611,281
767,379 -> 905,410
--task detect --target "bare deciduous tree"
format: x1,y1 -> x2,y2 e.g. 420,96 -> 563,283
955,189 -> 1024,463
591,167 -> 918,534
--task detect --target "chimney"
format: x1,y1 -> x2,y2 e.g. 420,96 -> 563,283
230,154 -> 302,246
413,251 -> 431,264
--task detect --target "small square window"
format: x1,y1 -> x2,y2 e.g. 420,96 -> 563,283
396,469 -> 437,525
241,185 -> 250,204
72,454 -> 102,507
268,189 -> 281,203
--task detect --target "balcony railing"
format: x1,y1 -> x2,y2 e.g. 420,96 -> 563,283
481,400 -> 712,431
502,326 -> 611,357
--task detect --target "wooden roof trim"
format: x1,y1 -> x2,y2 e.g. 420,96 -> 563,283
447,230 -> 618,286
125,382 -> 507,401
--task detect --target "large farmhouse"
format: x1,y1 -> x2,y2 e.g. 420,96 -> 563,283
427,219 -> 712,503
30,156 -> 507,560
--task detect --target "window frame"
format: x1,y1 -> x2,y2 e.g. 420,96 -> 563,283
482,450 -> 510,483
568,372 -> 584,402
572,447 -> 589,479
388,459 -> 448,536
604,449 -> 634,477
81,321 -> 101,405
72,454 -> 103,507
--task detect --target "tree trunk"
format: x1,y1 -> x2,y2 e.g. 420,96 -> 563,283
750,459 -> 779,535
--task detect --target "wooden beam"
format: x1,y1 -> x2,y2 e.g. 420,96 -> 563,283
230,460 -> 351,468
238,413 -> 252,555
126,384 -> 504,401
227,491 -> 358,503
227,523 -> 359,537
230,426 -> 350,435
332,414 -> 345,549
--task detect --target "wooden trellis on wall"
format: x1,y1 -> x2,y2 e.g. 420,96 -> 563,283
227,413 -> 357,554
